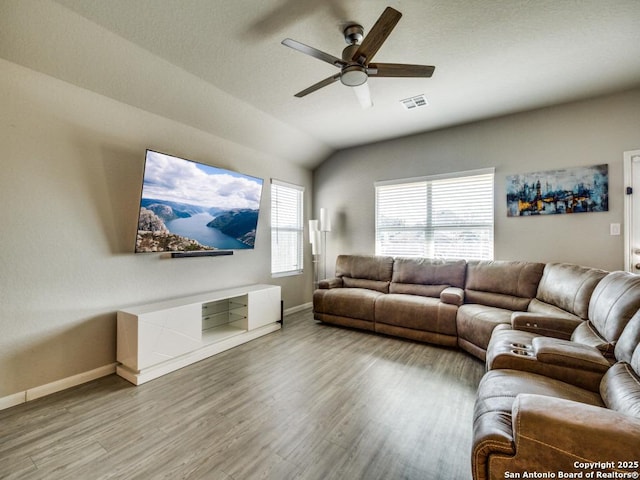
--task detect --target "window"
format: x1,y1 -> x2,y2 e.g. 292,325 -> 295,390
271,179 -> 304,276
375,168 -> 494,260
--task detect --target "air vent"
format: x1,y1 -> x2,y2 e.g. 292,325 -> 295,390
400,94 -> 429,110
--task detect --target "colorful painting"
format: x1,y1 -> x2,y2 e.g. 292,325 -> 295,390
506,164 -> 608,217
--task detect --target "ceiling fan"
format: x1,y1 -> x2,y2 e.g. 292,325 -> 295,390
281,6 -> 435,108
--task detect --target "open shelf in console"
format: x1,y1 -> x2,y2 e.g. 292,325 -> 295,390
201,295 -> 248,344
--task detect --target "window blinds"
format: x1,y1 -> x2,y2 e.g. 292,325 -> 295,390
271,179 -> 304,276
375,169 -> 494,260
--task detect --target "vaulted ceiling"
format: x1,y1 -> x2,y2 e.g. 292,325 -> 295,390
2,0 -> 640,168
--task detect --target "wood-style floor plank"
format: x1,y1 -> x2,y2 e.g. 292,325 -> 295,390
0,309 -> 484,479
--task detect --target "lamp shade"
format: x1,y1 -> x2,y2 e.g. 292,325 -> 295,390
310,231 -> 321,255
320,208 -> 332,232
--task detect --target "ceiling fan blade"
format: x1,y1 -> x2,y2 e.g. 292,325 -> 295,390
282,38 -> 345,67
368,63 -> 435,77
351,6 -> 402,64
294,73 -> 341,97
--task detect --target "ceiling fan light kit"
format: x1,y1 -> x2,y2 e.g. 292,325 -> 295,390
281,6 -> 435,108
340,65 -> 368,87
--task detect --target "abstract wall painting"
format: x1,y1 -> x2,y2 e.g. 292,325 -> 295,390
506,164 -> 608,217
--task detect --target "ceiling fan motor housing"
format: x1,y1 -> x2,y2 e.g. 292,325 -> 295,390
340,39 -> 368,87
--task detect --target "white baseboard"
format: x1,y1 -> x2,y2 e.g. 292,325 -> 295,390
0,363 -> 117,411
0,303 -> 314,411
0,392 -> 27,411
284,302 -> 312,315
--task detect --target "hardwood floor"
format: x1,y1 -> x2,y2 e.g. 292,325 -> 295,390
0,309 -> 485,480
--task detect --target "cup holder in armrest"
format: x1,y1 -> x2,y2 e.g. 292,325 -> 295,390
510,342 -> 532,350
511,349 -> 534,356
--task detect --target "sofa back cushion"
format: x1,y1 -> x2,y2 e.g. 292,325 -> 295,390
600,343 -> 640,419
389,257 -> 466,297
582,271 -> 640,344
464,260 -> 544,311
534,263 -> 607,319
335,254 -> 394,293
614,309 -> 640,364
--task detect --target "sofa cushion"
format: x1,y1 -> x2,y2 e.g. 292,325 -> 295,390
615,309 -> 640,364
473,369 -> 605,468
535,263 -> 607,319
464,261 -> 544,311
600,353 -> 640,419
313,287 -> 383,322
389,282 -> 448,297
335,254 -> 394,282
475,369 -> 605,419
586,271 -> 640,344
375,293 -> 458,335
526,298 -> 582,321
390,257 -> 466,297
457,304 -> 513,358
334,254 -> 394,293
342,277 -> 389,293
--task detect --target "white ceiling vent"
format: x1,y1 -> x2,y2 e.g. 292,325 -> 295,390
400,94 -> 429,110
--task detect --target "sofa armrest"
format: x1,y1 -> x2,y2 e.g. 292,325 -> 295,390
532,337 -> 611,373
440,286 -> 464,306
318,277 -> 343,289
511,312 -> 582,340
506,394 -> 640,474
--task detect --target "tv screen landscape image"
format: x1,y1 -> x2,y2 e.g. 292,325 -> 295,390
135,150 -> 264,253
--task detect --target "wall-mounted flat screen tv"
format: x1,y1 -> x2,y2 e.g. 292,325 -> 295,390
135,150 -> 263,253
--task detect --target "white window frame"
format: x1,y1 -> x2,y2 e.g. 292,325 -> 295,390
271,179 -> 305,277
375,168 -> 495,260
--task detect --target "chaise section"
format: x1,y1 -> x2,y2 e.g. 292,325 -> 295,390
457,260 -> 545,360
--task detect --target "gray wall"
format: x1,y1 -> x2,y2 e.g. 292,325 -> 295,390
0,59 -> 314,399
314,88 -> 640,276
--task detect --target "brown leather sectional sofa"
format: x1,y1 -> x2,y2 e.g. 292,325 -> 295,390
313,254 -> 640,479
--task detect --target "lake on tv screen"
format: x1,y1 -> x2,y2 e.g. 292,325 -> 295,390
166,213 -> 249,249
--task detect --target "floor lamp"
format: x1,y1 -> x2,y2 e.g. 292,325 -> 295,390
309,208 -> 331,285
309,219 -> 320,288
319,208 -> 331,280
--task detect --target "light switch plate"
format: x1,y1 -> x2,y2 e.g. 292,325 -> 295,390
610,223 -> 621,235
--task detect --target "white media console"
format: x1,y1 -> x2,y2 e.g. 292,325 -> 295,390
116,284 -> 282,385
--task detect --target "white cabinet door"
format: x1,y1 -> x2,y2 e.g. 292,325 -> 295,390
248,286 -> 281,330
136,304 -> 202,370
